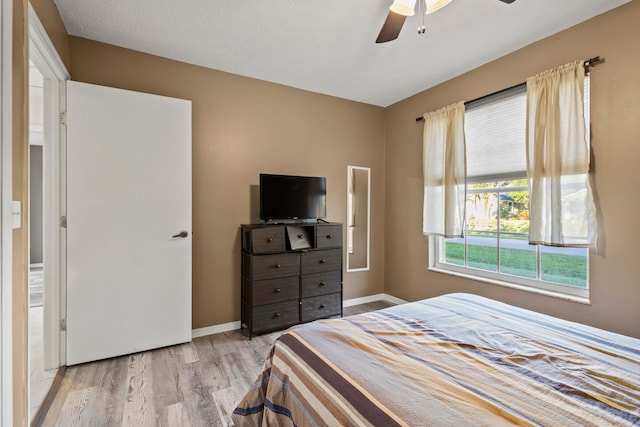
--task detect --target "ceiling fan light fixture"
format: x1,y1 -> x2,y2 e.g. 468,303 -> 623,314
389,0 -> 417,16
425,0 -> 453,14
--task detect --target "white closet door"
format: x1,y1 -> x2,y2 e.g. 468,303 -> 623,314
66,81 -> 192,365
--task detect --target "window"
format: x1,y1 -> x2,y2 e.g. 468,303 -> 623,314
430,81 -> 590,299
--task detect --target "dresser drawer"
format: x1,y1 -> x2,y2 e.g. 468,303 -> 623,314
253,300 -> 300,333
316,225 -> 342,249
301,271 -> 341,298
301,293 -> 342,322
245,252 -> 300,281
250,226 -> 286,254
250,276 -> 299,306
300,249 -> 342,275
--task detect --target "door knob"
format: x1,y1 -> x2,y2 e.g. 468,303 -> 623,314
172,231 -> 189,238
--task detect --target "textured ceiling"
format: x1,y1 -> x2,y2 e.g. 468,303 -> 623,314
53,0 -> 629,107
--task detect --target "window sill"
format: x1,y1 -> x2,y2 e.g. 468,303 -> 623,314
428,266 -> 592,305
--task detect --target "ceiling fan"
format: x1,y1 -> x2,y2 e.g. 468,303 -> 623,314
376,0 -> 516,43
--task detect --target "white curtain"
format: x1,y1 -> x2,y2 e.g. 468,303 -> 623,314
423,101 -> 466,237
526,60 -> 597,247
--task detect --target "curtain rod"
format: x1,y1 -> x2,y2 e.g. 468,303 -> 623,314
415,56 -> 604,122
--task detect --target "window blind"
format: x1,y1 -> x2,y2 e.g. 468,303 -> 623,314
464,77 -> 590,183
464,85 -> 527,183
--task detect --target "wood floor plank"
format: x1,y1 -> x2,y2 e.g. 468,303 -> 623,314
179,341 -> 199,364
37,300 -> 395,426
212,384 -> 249,426
67,385 -> 118,427
244,331 -> 279,369
94,356 -> 128,425
344,300 -> 394,316
122,353 -> 156,427
55,386 -> 99,427
176,358 -> 225,427
41,356 -> 129,426
149,346 -> 185,412
192,334 -> 234,391
217,335 -> 265,391
160,402 -> 191,427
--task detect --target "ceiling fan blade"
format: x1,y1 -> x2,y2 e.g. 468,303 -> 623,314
498,0 -> 516,3
376,11 -> 407,43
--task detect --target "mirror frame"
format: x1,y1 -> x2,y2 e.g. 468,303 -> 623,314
346,165 -> 371,272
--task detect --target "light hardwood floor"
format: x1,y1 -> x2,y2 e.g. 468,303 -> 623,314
37,300 -> 394,427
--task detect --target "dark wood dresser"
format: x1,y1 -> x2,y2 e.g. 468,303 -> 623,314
241,222 -> 343,338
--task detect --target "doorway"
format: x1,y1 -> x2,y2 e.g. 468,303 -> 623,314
27,4 -> 69,422
27,61 -> 54,422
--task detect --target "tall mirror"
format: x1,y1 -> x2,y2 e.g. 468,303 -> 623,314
347,166 -> 370,272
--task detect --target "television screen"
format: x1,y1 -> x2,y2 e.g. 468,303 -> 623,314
260,174 -> 327,220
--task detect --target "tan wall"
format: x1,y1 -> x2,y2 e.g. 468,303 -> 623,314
12,0 -> 29,424
383,1 -> 640,338
68,37 -> 386,329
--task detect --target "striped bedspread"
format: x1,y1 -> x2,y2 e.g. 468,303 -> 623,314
232,293 -> 640,426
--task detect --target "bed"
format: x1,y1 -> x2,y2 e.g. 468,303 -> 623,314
232,293 -> 640,426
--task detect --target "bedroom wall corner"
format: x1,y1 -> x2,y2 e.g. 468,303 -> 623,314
67,36 -> 387,330
382,1 -> 640,338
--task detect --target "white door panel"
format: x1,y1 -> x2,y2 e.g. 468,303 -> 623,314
66,81 -> 191,365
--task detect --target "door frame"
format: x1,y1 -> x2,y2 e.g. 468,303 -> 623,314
28,4 -> 69,369
0,0 -> 13,424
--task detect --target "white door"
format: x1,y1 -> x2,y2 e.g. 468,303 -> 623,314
65,81 -> 192,365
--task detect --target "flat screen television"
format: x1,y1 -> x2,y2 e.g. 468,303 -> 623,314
260,174 -> 327,221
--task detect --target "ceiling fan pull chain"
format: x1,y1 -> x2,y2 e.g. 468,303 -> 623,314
418,0 -> 426,34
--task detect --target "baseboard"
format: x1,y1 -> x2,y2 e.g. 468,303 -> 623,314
192,321 -> 241,339
343,293 -> 407,307
191,293 -> 408,339
379,294 -> 408,305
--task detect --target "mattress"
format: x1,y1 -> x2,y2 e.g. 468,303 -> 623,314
232,293 -> 640,426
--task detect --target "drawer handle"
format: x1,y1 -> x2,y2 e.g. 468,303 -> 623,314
327,235 -> 334,239
319,281 -> 326,287
275,264 -> 282,268
319,304 -> 326,309
274,288 -> 281,294
273,312 -> 280,318
319,259 -> 326,264
267,237 -> 273,243
297,234 -> 303,239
